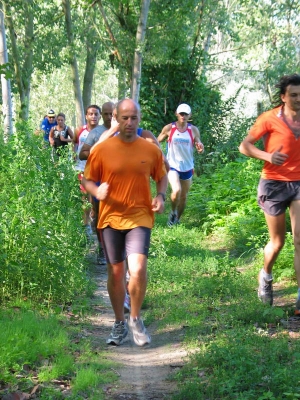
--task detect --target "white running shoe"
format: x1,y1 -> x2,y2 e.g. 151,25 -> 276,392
128,317 -> 151,346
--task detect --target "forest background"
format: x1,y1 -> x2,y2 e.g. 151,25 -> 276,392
1,0 -> 300,399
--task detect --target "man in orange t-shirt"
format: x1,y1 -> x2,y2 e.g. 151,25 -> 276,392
239,74 -> 300,312
82,99 -> 168,346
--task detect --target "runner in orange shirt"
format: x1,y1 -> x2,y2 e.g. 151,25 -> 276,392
239,74 -> 300,312
82,99 -> 168,346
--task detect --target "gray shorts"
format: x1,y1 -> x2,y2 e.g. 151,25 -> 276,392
99,226 -> 151,264
257,178 -> 300,216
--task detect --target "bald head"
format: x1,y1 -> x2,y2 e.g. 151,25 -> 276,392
101,102 -> 114,128
116,99 -> 141,141
116,99 -> 141,116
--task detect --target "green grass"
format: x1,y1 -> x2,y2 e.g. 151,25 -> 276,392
1,133 -> 300,399
0,305 -> 117,399
144,164 -> 300,399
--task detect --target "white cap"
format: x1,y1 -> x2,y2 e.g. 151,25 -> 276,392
176,103 -> 191,114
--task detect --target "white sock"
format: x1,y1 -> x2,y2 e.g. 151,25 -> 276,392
262,269 -> 272,281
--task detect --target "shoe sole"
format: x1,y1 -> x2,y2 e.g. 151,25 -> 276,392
106,332 -> 128,346
132,335 -> 151,346
106,338 -> 125,346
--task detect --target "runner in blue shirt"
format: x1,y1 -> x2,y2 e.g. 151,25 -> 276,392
40,109 -> 56,144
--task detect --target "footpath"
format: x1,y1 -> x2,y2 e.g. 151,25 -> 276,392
86,240 -> 188,400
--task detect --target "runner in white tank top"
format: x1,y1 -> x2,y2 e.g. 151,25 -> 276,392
158,103 -> 204,226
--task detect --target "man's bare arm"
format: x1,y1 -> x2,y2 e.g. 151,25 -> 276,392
79,143 -> 92,160
192,126 -> 204,153
239,134 -> 288,165
152,174 -> 168,214
157,124 -> 171,143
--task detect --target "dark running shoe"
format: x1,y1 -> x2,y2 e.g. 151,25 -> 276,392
295,298 -> 300,316
167,211 -> 178,227
97,246 -> 106,265
106,321 -> 128,346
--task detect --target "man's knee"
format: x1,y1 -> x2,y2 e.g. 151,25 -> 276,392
267,238 -> 285,253
108,263 -> 125,281
171,187 -> 181,199
293,231 -> 300,249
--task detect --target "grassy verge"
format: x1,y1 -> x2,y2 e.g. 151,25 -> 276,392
1,149 -> 299,399
0,299 -> 118,399
144,169 -> 300,400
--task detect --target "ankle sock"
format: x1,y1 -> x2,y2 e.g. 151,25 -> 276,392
262,269 -> 273,281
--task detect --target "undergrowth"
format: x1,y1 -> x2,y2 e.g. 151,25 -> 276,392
1,122 -> 299,399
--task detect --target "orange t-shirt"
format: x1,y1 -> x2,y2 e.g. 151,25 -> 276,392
249,106 -> 300,181
84,136 -> 166,229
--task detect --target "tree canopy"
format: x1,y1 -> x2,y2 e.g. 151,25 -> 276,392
0,0 -> 299,127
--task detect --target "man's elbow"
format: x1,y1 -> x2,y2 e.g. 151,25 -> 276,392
79,151 -> 88,160
238,141 -> 246,155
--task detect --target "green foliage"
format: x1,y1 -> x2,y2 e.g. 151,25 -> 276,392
0,307 -> 117,398
0,309 -> 69,383
0,62 -> 13,80
146,140 -> 299,399
140,62 -> 221,135
0,122 -> 91,304
173,328 -> 300,399
147,179 -> 298,399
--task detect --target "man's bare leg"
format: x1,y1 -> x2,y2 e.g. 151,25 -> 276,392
177,178 -> 192,220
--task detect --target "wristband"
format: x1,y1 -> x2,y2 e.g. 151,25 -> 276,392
157,192 -> 166,201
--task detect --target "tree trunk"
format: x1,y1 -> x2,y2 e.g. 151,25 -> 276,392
131,0 -> 151,102
3,0 -> 34,121
118,67 -> 127,99
96,0 -> 130,98
0,7 -> 13,136
62,0 -> 85,126
82,41 -> 98,111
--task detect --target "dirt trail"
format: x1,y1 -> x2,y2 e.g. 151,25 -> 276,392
87,248 -> 188,400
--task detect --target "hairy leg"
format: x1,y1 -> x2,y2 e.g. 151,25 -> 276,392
107,261 -> 126,321
127,253 -> 148,319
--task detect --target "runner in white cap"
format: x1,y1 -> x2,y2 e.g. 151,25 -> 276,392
158,103 -> 204,226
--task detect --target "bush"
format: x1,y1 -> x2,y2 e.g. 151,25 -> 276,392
0,122 -> 91,305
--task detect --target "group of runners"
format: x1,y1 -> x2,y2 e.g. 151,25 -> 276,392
38,73 -> 300,346
39,99 -> 204,346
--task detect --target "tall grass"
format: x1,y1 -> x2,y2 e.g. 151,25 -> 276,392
0,122 -> 92,305
146,155 -> 299,399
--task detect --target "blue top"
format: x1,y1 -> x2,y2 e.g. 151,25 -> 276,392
40,118 -> 56,142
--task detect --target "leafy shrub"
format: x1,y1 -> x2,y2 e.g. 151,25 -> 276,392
0,122 -> 91,305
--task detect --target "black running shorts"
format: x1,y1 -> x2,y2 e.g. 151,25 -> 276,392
257,178 -> 300,216
99,226 -> 151,264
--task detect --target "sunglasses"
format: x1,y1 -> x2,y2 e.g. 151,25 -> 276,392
179,112 -> 189,116
48,116 -> 55,119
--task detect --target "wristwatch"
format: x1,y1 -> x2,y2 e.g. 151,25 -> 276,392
157,192 -> 166,201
